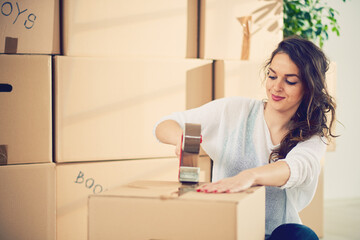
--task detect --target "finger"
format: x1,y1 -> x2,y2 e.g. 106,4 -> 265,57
175,146 -> 181,157
211,183 -> 234,193
197,182 -> 220,192
202,182 -> 231,193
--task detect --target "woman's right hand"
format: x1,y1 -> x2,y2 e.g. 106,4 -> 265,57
155,120 -> 183,157
175,135 -> 182,157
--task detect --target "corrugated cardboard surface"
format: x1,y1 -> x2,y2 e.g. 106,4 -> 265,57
56,157 -> 211,240
300,159 -> 325,238
0,163 -> 56,240
0,0 -> 60,54
54,56 -> 212,162
324,63 -> 337,151
214,60 -> 266,100
199,0 -> 283,60
88,181 -> 265,240
62,0 -> 197,57
0,55 -> 52,165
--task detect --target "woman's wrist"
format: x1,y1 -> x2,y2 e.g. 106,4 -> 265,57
242,161 -> 290,187
242,169 -> 259,187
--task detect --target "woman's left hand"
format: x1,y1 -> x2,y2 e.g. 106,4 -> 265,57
197,170 -> 257,193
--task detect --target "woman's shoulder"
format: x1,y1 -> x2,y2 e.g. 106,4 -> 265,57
289,134 -> 327,157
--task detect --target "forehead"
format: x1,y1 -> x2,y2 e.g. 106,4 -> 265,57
270,53 -> 299,75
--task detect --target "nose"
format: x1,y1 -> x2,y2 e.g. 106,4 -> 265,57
273,78 -> 283,92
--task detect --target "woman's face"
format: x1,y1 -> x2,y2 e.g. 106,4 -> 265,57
266,53 -> 304,116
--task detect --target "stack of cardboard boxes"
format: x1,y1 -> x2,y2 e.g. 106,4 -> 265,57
0,0 -> 332,239
0,1 -> 59,239
57,1 -> 213,239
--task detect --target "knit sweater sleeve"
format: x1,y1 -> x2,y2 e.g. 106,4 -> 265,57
153,98 -> 229,158
278,135 -> 326,210
279,135 -> 326,189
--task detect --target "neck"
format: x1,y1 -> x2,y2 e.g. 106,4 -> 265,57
264,109 -> 291,131
264,103 -> 296,145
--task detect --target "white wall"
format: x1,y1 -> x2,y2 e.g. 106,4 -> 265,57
323,0 -> 360,200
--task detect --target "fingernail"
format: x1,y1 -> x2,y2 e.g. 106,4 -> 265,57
196,189 -> 201,192
213,190 -> 218,193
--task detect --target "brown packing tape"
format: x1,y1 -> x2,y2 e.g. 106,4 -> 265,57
183,123 -> 201,153
180,123 -> 201,168
181,152 -> 199,167
0,145 -> 8,165
4,37 -> 18,54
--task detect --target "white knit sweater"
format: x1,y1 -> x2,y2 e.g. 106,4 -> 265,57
154,96 -> 326,234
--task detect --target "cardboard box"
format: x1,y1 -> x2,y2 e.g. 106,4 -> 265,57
0,55 -> 52,165
214,60 -> 266,100
199,0 -> 283,60
57,157 -> 212,240
88,180 -> 265,240
0,0 -> 60,54
0,163 -> 56,240
62,0 -> 198,58
300,159 -> 325,238
54,56 -> 212,162
324,62 -> 337,152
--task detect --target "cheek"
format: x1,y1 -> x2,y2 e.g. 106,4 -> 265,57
265,79 -> 272,91
291,87 -> 304,101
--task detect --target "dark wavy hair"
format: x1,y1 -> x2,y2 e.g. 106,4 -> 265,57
264,36 -> 337,161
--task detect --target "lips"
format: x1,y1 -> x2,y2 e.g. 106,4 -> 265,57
271,94 -> 285,101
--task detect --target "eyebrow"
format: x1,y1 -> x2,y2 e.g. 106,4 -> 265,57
269,67 -> 300,78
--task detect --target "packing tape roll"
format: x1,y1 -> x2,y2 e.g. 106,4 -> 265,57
182,123 -> 201,153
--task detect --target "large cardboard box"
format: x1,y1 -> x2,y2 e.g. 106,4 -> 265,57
199,0 -> 283,60
299,159 -> 325,238
0,163 -> 56,240
54,56 -> 212,162
62,0 -> 198,58
324,62 -> 337,152
57,157 -> 211,240
0,0 -> 60,54
0,55 -> 52,165
214,60 -> 265,100
88,180 -> 265,240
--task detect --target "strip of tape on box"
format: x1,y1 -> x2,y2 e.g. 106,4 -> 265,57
0,145 -> 8,165
4,37 -> 18,54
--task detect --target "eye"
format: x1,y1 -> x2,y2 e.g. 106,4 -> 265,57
285,79 -> 297,85
268,75 -> 277,80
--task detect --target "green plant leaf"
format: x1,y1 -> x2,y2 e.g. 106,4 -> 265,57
283,0 -> 346,48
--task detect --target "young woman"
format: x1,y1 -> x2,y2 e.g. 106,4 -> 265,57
154,36 -> 336,239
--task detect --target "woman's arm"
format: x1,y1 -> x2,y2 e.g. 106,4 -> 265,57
198,135 -> 325,193
155,120 -> 183,156
198,161 -> 290,193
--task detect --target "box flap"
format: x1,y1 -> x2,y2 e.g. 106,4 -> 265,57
96,180 -> 181,198
93,180 -> 264,204
179,186 -> 263,202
